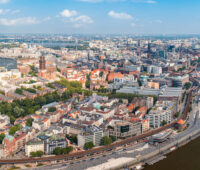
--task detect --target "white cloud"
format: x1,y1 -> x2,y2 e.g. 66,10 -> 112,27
149,19 -> 163,24
0,9 -> 20,15
60,9 -> 93,28
60,9 -> 78,18
145,0 -> 156,3
80,0 -> 156,3
70,15 -> 93,28
131,22 -> 136,27
108,10 -> 132,19
132,0 -> 157,3
0,17 -> 42,26
11,10 -> 20,14
80,0 -> 103,2
0,0 -> 10,4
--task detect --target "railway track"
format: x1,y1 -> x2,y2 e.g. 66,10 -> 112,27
0,91 -> 192,164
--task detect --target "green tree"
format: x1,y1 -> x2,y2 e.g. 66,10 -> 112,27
174,112 -> 180,118
84,142 -> 94,150
0,133 -> 5,144
85,80 -> 90,89
99,71 -> 104,77
184,82 -> 191,90
101,136 -> 112,145
53,147 -> 62,155
66,135 -> 77,145
26,118 -> 34,127
9,124 -> 22,135
110,136 -> 117,142
15,88 -> 23,95
36,151 -> 44,157
161,120 -> 167,126
66,146 -> 73,153
48,107 -> 56,112
30,152 -> 37,157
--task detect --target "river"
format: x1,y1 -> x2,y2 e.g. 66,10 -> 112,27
144,136 -> 200,170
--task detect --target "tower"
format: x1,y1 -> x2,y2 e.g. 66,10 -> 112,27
126,41 -> 129,51
137,40 -> 141,58
87,51 -> 90,61
39,56 -> 46,70
147,41 -> 151,58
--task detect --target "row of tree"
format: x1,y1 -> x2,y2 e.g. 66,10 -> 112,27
53,146 -> 73,155
84,136 -> 117,150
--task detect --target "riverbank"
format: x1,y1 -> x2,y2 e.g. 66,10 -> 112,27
144,134 -> 200,170
113,112 -> 200,170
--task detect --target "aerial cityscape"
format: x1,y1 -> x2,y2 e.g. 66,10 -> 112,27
0,0 -> 199,170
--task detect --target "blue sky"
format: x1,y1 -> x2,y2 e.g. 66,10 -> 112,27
0,0 -> 199,34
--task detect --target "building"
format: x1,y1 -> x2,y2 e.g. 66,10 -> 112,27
38,135 -> 67,155
109,120 -> 141,139
147,100 -> 176,128
170,74 -> 189,87
0,114 -> 10,129
77,125 -> 108,148
39,56 -> 46,70
25,139 -> 44,157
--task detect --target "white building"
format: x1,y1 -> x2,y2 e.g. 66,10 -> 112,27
147,101 -> 175,128
25,139 -> 44,157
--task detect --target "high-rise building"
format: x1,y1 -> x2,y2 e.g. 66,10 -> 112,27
147,42 -> 151,58
39,56 -> 46,70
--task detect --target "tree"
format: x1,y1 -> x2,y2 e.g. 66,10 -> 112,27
36,151 -> 44,157
84,142 -> 94,150
99,71 -> 104,77
9,124 -> 22,135
30,152 -> 37,157
138,80 -> 142,87
0,133 -> 5,144
66,146 -> 73,153
189,106 -> 192,112
184,82 -> 191,90
161,120 -> 167,126
66,135 -> 77,145
85,80 -> 90,89
174,112 -> 180,118
101,136 -> 112,145
26,118 -> 34,127
110,136 -> 117,142
30,151 -> 44,157
53,147 -> 73,155
15,88 -> 23,95
48,107 -> 56,112
53,147 -> 62,155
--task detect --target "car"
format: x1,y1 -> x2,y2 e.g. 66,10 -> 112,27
90,158 -> 94,161
62,164 -> 67,167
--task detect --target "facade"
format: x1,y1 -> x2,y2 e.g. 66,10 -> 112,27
25,139 -> 44,157
39,56 -> 46,70
39,135 -> 67,155
109,120 -> 141,138
77,126 -> 108,148
147,101 -> 176,128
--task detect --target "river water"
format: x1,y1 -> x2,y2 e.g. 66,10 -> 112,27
144,136 -> 200,170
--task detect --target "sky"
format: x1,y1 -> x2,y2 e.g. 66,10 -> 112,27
0,0 -> 199,34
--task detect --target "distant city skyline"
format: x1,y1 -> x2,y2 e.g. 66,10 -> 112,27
0,0 -> 199,34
